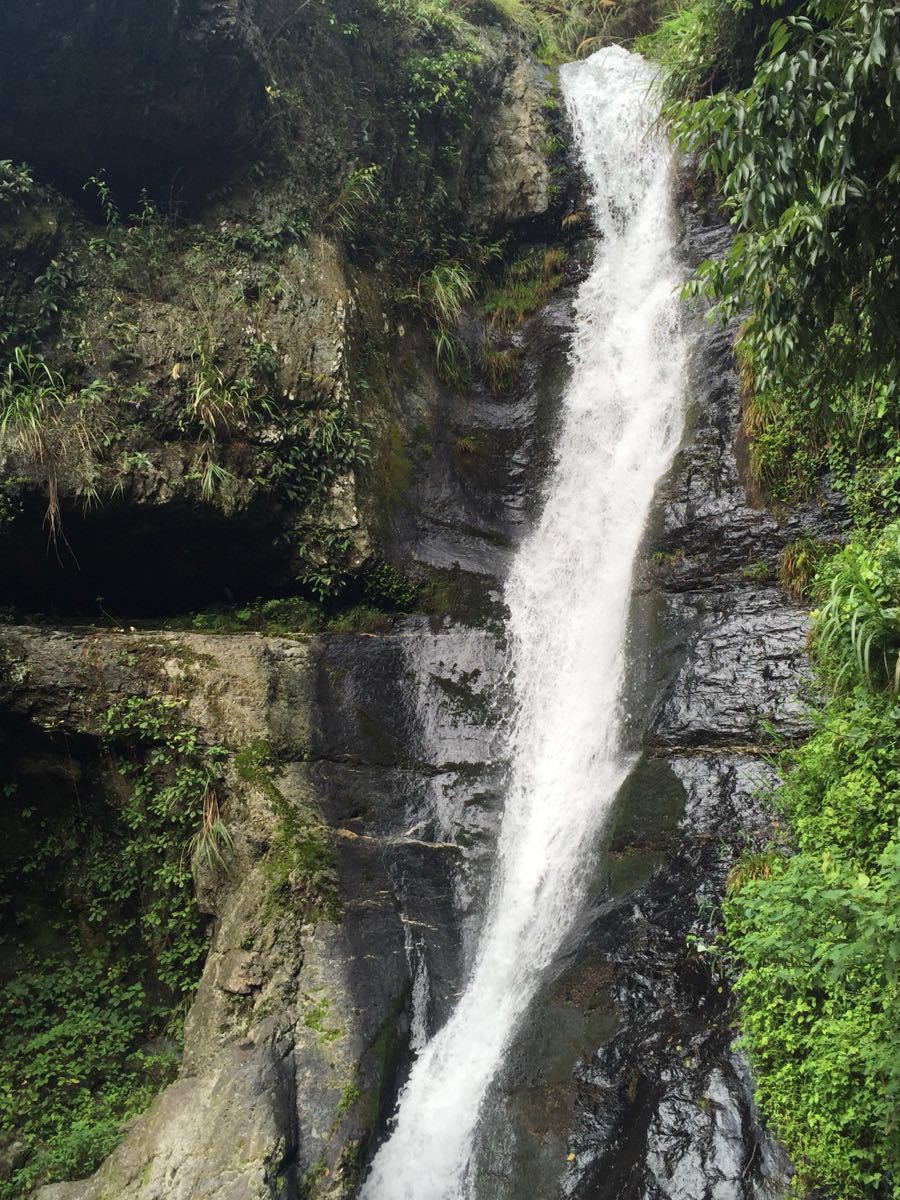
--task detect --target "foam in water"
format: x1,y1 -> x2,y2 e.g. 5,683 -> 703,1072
360,46 -> 687,1200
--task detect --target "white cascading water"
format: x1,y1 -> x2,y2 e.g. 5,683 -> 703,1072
361,46 -> 687,1199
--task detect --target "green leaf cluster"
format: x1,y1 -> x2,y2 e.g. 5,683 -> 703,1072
724,686 -> 900,1197
661,1 -> 900,395
816,525 -> 900,695
641,0 -> 899,522
0,159 -> 34,215
0,698 -> 223,1197
724,527 -> 900,1197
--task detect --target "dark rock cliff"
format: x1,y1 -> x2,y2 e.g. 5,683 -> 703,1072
0,0 -> 268,203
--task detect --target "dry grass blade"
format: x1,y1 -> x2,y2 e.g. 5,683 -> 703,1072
0,346 -> 110,538
190,787 -> 235,873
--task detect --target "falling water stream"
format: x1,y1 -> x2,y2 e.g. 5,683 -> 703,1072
362,46 -> 688,1199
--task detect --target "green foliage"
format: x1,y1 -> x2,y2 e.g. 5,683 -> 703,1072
479,342 -> 522,393
97,697 -> 230,980
0,698 -> 222,1197
362,560 -> 418,610
725,530 -> 900,1197
183,349 -> 254,440
636,0 -> 773,101
84,171 -> 121,228
815,525 -> 900,696
410,259 -> 478,384
741,557 -> 773,582
323,165 -> 381,237
0,346 -> 112,534
267,402 -> 372,515
235,742 -> 338,921
659,2 -> 900,399
724,685 -> 900,1199
293,528 -> 355,601
415,260 -> 476,329
482,247 -> 566,330
738,328 -> 899,525
474,0 -> 666,66
161,586 -> 406,636
324,605 -> 393,633
377,0 -> 660,67
778,536 -> 830,601
402,50 -> 480,133
405,242 -> 564,386
302,993 -> 343,1042
649,7 -> 900,1194
335,1081 -> 361,1119
0,159 -> 34,209
645,1 -> 900,520
166,595 -> 325,636
1,246 -> 76,355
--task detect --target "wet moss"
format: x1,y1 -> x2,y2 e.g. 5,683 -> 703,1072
236,741 -> 338,922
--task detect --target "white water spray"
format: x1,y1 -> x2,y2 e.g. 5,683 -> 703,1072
362,47 -> 687,1199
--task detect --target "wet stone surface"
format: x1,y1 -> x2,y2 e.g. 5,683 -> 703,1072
435,201 -> 834,1200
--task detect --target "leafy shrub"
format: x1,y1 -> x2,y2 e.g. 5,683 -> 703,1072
660,2 -> 900,398
0,698 -> 223,1197
0,159 -> 34,209
725,686 -> 900,1199
816,525 -> 900,695
362,560 -> 418,610
403,50 -> 480,132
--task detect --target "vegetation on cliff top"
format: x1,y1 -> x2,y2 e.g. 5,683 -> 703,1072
641,2 -> 899,1195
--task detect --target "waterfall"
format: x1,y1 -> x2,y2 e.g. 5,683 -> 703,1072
361,46 -> 687,1199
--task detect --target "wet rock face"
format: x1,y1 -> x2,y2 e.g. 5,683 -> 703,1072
465,60 -> 553,232
415,202 -> 829,1200
648,585 -> 810,747
474,203 -> 830,1200
2,628 -> 413,1200
0,0 -> 268,203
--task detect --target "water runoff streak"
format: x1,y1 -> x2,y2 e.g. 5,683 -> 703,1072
362,46 -> 687,1199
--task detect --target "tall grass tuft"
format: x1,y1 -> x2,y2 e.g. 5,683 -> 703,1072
815,525 -> 900,695
416,260 -> 476,328
323,165 -> 381,236
483,247 -> 565,330
0,347 -> 109,536
778,536 -> 829,602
